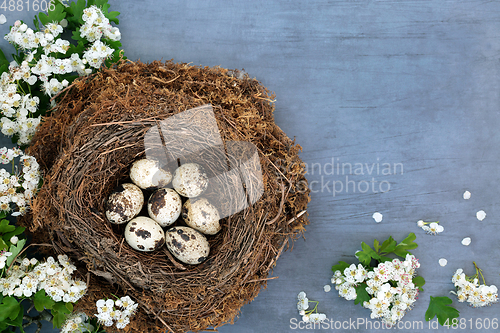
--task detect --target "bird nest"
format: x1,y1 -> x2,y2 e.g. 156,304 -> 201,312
21,60 -> 309,332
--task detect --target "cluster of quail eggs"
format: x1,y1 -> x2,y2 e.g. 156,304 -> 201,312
105,159 -> 221,265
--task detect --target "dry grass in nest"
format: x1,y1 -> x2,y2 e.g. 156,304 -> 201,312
20,60 -> 309,332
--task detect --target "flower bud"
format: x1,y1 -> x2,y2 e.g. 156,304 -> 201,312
10,236 -> 18,244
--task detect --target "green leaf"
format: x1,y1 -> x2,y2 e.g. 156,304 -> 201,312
413,275 -> 425,292
373,239 -> 380,252
3,226 -> 26,243
68,0 -> 87,26
52,311 -> 67,329
4,301 -> 23,328
394,232 -> 418,258
102,38 -> 122,50
0,297 -> 21,321
53,302 -> 72,314
6,238 -> 26,267
0,220 -> 15,234
378,255 -> 393,263
355,250 -> 372,266
331,261 -> 350,273
51,302 -> 72,328
0,64 -> 8,77
67,40 -> 86,56
33,14 -> 41,30
105,49 -> 123,68
65,302 -> 73,312
38,12 -> 50,26
0,238 -> 7,251
398,232 -> 417,248
49,3 -> 67,22
71,27 -> 83,43
33,290 -> 55,312
39,2 -> 66,26
354,283 -> 371,305
106,11 -> 120,24
425,296 -> 460,326
354,242 -> 381,266
0,49 -> 9,71
94,0 -> 110,13
393,247 -> 411,258
361,242 -> 380,260
379,236 -> 397,254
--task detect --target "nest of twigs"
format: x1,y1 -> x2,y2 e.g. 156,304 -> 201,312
21,60 -> 309,332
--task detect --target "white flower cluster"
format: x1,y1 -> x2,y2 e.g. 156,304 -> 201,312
0,147 -> 40,216
417,220 -> 443,235
332,255 -> 421,327
0,62 -> 42,143
0,254 -> 87,302
81,6 -> 121,69
61,312 -> 94,333
296,291 -> 327,323
0,250 -> 13,269
95,296 -> 138,329
452,268 -> 498,307
1,6 -> 121,144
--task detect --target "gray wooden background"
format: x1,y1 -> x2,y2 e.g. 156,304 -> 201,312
2,0 -> 500,332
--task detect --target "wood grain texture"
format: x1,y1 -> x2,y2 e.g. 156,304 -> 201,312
1,0 -> 499,332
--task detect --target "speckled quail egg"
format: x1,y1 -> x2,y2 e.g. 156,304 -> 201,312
130,159 -> 172,190
165,226 -> 210,264
147,188 -> 182,227
125,216 -> 165,252
106,183 -> 144,224
172,163 -> 208,197
182,198 -> 221,235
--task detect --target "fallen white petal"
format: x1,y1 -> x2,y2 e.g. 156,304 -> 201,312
0,15 -> 6,25
439,258 -> 448,267
463,190 -> 471,200
372,212 -> 383,223
476,210 -> 486,221
461,237 -> 471,246
324,285 -> 331,292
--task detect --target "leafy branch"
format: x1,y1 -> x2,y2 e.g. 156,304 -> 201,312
331,233 -> 425,311
355,232 -> 418,266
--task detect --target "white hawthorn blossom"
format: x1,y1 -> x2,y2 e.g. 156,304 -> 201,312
1,6 -> 121,145
0,255 -> 86,303
333,255 -> 422,327
60,312 -> 94,333
451,265 -> 498,308
296,291 -> 326,323
95,296 -> 137,329
418,220 -> 443,235
0,148 -> 40,215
